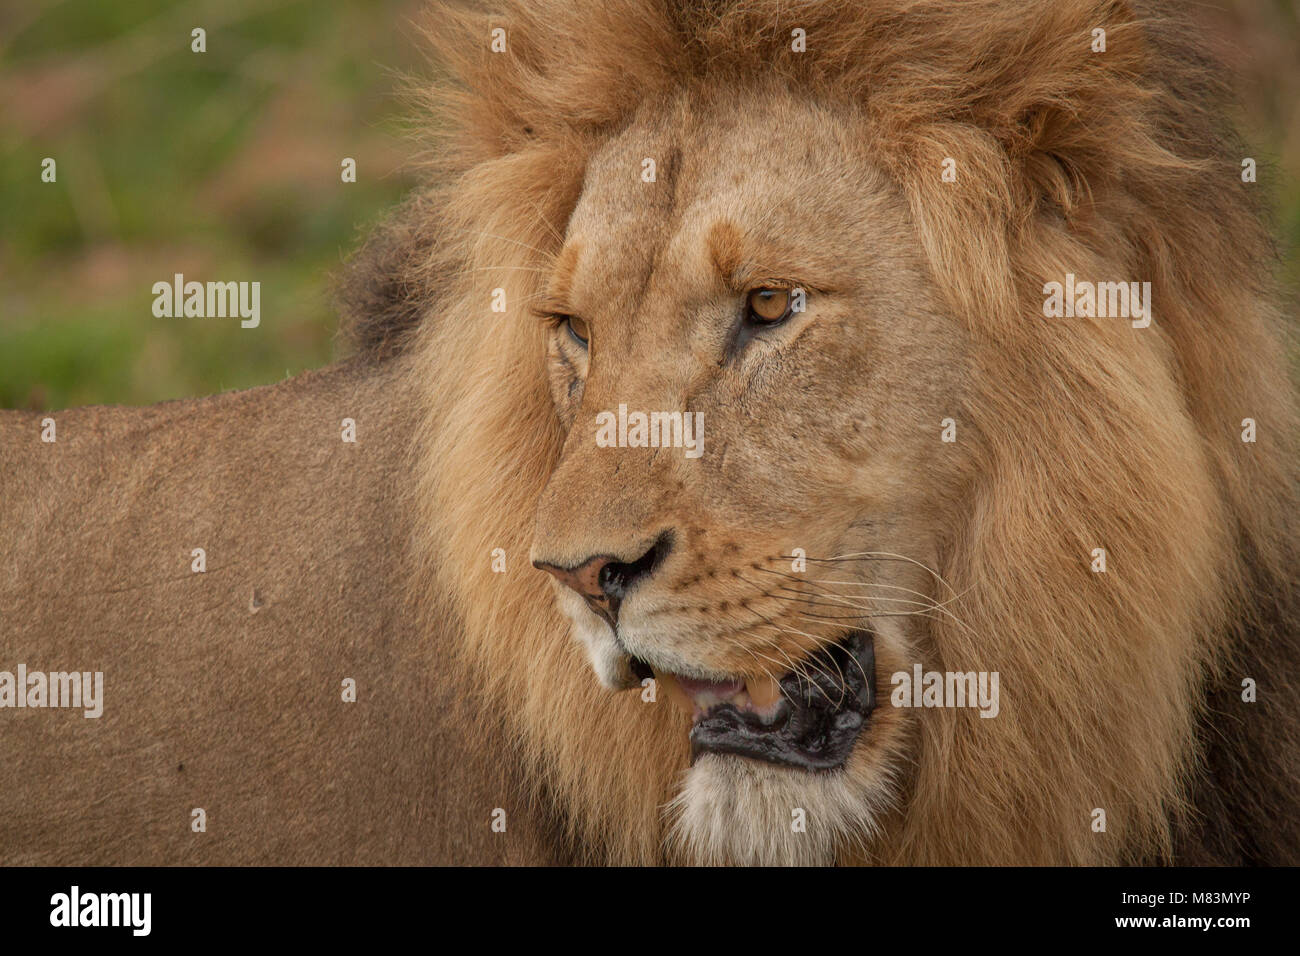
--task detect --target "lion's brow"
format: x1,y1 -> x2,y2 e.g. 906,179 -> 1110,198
543,240 -> 583,308
706,219 -> 834,294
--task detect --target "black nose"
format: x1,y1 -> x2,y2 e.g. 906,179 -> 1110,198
534,532 -> 674,628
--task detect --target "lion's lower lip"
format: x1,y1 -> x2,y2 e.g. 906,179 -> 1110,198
647,630 -> 876,773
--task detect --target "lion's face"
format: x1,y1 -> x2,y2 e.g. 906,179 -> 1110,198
528,91 -> 972,863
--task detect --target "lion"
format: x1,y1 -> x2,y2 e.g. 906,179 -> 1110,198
2,0 -> 1297,866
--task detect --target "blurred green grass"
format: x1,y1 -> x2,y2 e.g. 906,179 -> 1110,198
0,0 -> 422,409
0,0 -> 1296,411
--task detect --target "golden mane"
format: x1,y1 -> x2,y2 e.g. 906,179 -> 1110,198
338,0 -> 1300,864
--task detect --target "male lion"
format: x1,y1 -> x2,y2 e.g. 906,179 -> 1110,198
2,0 -> 1297,866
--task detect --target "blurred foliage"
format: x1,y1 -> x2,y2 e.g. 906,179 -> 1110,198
1199,0 -> 1300,307
0,0 -> 1296,410
0,0 -> 422,409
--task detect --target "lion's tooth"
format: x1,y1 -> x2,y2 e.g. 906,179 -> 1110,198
655,672 -> 694,717
746,674 -> 781,708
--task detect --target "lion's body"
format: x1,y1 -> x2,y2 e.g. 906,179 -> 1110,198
2,0 -> 1298,866
0,359 -> 567,864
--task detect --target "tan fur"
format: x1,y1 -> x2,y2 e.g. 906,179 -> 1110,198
1,357 -> 573,864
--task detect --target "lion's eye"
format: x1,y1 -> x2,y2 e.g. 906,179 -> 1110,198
746,288 -> 792,324
564,315 -> 589,347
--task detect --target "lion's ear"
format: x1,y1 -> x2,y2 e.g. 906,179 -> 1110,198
873,1 -> 1151,217
875,0 -> 1178,319
979,0 -> 1151,216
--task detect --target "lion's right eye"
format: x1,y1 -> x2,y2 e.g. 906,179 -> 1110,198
746,288 -> 793,325
563,315 -> 589,348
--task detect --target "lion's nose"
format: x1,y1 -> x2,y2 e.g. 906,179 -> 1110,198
533,532 -> 674,628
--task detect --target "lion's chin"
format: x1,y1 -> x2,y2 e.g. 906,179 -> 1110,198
666,752 -> 891,866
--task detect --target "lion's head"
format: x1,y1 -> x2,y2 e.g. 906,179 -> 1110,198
341,0 -> 1299,865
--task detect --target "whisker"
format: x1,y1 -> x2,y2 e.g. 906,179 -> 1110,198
749,639 -> 821,697
780,624 -> 872,689
798,575 -> 979,618
522,195 -> 568,246
469,230 -> 559,261
461,264 -> 555,274
751,573 -> 974,635
799,551 -> 960,599
740,615 -> 855,703
742,627 -> 840,704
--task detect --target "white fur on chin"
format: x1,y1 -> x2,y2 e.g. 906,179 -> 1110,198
666,752 -> 896,866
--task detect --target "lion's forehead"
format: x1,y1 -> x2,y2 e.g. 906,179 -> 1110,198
563,97 -> 892,307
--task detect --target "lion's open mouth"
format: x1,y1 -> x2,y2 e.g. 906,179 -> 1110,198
647,630 -> 875,773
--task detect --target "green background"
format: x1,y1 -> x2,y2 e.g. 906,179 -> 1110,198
1,0 -> 1296,410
